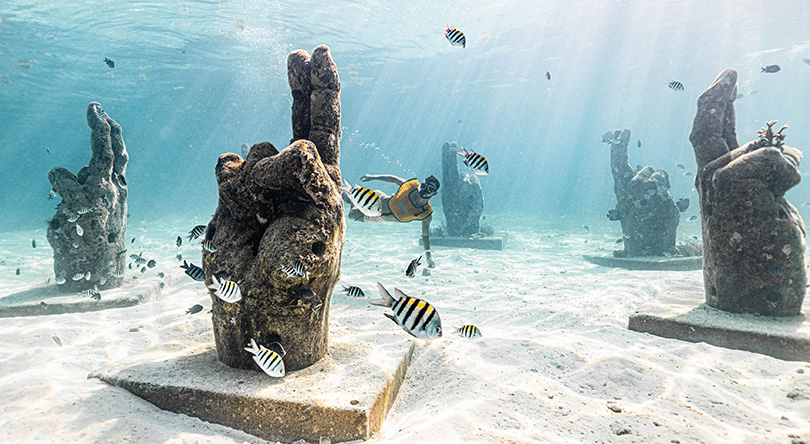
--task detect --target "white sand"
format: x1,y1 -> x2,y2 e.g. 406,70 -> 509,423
0,213 -> 808,444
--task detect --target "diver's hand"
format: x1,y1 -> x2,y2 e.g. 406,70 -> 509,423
426,251 -> 435,268
360,174 -> 373,182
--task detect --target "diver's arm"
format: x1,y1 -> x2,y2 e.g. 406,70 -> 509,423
360,174 -> 406,186
422,214 -> 435,268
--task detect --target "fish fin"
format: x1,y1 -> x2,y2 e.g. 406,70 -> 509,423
243,338 -> 259,355
370,282 -> 395,307
383,312 -> 399,325
393,288 -> 410,302
267,341 -> 286,358
340,177 -> 352,191
208,275 -> 220,291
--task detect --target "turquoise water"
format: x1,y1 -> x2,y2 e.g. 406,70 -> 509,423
1,0 -> 809,231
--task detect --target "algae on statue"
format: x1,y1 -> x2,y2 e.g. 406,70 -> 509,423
204,45 -> 345,372
602,129 -> 679,257
689,69 -> 806,316
46,102 -> 128,292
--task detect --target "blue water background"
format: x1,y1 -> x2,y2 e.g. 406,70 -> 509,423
0,0 -> 808,232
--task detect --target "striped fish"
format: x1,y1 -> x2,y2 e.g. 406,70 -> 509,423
208,275 -> 242,303
72,273 -> 84,281
458,147 -> 489,175
458,324 -> 482,339
406,256 -> 422,278
187,224 -> 206,241
76,224 -> 84,236
282,260 -> 310,279
105,264 -> 116,276
77,207 -> 92,215
370,282 -> 442,339
343,285 -> 365,298
340,178 -> 382,217
68,214 -> 79,223
244,338 -> 286,378
111,268 -> 125,278
181,260 -> 206,281
78,286 -> 98,298
667,80 -> 684,91
443,24 -> 466,48
130,253 -> 147,265
201,240 -> 217,252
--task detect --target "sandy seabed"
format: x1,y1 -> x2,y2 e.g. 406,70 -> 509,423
0,212 -> 808,444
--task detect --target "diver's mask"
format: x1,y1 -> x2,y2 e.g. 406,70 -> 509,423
418,178 -> 440,199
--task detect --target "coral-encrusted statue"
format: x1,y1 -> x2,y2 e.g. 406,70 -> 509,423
204,46 -> 345,371
689,69 -> 806,316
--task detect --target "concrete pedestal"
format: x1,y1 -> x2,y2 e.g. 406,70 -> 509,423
90,328 -> 414,443
423,232 -> 507,250
0,276 -> 165,318
583,253 -> 702,271
629,288 -> 810,362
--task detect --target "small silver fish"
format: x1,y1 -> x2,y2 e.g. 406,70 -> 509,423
55,277 -> 66,285
78,286 -> 98,297
244,338 -> 286,378
85,271 -> 91,280
76,224 -> 84,236
201,240 -> 217,252
77,207 -> 92,215
48,189 -> 57,200
68,214 -> 79,222
99,276 -> 107,286
51,334 -> 62,347
72,273 -> 84,281
72,242 -> 79,248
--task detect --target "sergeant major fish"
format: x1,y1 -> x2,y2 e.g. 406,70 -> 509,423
282,260 -> 310,279
181,260 -> 205,281
458,147 -> 489,175
244,338 -> 286,378
340,179 -> 382,217
406,256 -> 422,278
667,80 -> 684,91
343,285 -> 365,298
208,275 -> 242,303
68,215 -> 79,223
458,324 -> 482,339
201,240 -> 217,252
443,24 -> 466,48
187,224 -> 206,241
76,224 -> 84,236
370,283 -> 442,339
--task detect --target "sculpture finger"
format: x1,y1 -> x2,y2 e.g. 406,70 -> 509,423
48,167 -> 80,198
308,45 -> 341,181
689,69 -> 739,170
287,50 -> 312,143
107,114 -> 128,178
85,102 -> 114,186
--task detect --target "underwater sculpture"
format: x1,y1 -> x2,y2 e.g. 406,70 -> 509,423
46,102 -> 128,292
440,141 -> 484,236
204,45 -> 344,371
689,69 -> 805,316
602,129 -> 680,257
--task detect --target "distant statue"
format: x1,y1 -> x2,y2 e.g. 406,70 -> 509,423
440,141 -> 484,237
47,102 -> 128,292
689,69 -> 805,316
602,129 -> 680,257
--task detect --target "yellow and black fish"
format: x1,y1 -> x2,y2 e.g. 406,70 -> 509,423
340,178 -> 382,217
458,324 -> 482,339
443,24 -> 466,48
244,338 -> 286,378
371,283 -> 442,339
458,147 -> 488,175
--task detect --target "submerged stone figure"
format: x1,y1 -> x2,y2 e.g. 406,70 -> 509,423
47,102 -> 128,291
689,69 -> 805,316
204,46 -> 344,371
602,129 -> 679,257
440,141 -> 483,237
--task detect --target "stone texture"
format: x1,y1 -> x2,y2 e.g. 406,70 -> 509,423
582,253 -> 702,271
47,102 -> 128,292
603,129 -> 680,257
689,69 -> 806,316
205,46 -> 344,372
440,141 -> 484,237
628,287 -> 810,362
89,329 -> 414,444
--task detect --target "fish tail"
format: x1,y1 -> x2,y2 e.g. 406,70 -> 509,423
207,275 -> 219,291
244,338 -> 260,355
370,282 -> 394,307
340,177 -> 352,192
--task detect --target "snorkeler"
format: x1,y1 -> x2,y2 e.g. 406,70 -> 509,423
343,174 -> 440,268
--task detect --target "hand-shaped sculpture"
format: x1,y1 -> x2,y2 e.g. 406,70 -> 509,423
689,69 -> 806,316
204,46 -> 344,371
603,129 -> 679,257
441,141 -> 483,237
47,103 -> 128,292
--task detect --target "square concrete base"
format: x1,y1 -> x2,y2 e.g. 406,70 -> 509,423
89,329 -> 415,443
422,231 -> 507,250
583,253 -> 702,271
0,277 -> 166,318
629,289 -> 810,362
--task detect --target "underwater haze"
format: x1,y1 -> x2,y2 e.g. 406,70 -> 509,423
1,0 -> 809,230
